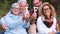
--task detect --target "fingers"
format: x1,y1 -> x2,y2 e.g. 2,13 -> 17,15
23,13 -> 30,21
30,12 -> 37,21
2,23 -> 7,30
32,12 -> 37,19
23,12 -> 37,22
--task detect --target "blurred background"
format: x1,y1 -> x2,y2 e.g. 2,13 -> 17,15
0,0 -> 60,32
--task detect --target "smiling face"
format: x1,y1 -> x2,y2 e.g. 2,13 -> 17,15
33,0 -> 42,7
11,4 -> 20,15
43,5 -> 51,17
19,2 -> 27,13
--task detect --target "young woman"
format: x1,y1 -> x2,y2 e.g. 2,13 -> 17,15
1,3 -> 30,34
28,0 -> 43,34
37,2 -> 59,34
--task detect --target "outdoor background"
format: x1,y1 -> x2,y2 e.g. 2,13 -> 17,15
0,0 -> 60,32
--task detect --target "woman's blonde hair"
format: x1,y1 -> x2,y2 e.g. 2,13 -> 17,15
39,2 -> 56,18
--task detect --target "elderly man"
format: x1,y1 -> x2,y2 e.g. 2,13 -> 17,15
18,0 -> 38,34
18,0 -> 30,22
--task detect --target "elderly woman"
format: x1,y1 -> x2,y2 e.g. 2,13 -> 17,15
37,2 -> 59,34
1,2 -> 30,34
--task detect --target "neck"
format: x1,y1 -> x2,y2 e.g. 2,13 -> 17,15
11,12 -> 19,16
47,15 -> 50,19
44,15 -> 50,19
14,14 -> 19,16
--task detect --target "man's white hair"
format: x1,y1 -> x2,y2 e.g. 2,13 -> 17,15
18,0 -> 29,7
11,2 -> 19,8
18,0 -> 27,3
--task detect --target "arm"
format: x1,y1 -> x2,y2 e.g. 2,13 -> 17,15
37,17 -> 43,33
1,17 -> 7,30
23,21 -> 30,28
37,17 -> 47,34
56,23 -> 59,32
56,20 -> 59,32
30,12 -> 37,25
23,12 -> 30,28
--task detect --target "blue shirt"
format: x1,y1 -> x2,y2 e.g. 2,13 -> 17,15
1,11 -> 30,34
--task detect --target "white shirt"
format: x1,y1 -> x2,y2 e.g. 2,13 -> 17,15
29,24 -> 36,34
37,16 -> 57,34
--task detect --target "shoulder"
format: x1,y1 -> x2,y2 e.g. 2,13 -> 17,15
52,17 -> 56,21
52,17 -> 57,24
0,16 -> 6,24
1,15 -> 11,22
37,16 -> 42,21
37,16 -> 42,23
1,16 -> 6,21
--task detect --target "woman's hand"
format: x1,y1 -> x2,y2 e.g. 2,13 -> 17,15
30,12 -> 37,24
2,23 -> 7,30
30,12 -> 37,20
48,31 -> 56,34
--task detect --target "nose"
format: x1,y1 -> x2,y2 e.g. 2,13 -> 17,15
44,9 -> 47,12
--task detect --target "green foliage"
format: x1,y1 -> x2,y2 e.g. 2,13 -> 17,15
0,0 -> 60,32
0,0 -> 18,18
0,0 -> 30,18
0,0 -> 60,19
0,1 -> 10,18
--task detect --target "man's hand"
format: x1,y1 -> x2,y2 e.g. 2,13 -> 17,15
23,13 -> 30,21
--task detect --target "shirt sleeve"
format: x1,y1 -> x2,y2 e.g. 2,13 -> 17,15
37,17 -> 42,32
1,17 -> 6,24
23,20 -> 30,28
0,20 -> 1,25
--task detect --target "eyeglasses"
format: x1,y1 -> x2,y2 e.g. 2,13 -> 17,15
34,2 -> 39,5
43,8 -> 50,11
20,5 -> 27,8
12,7 -> 20,9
